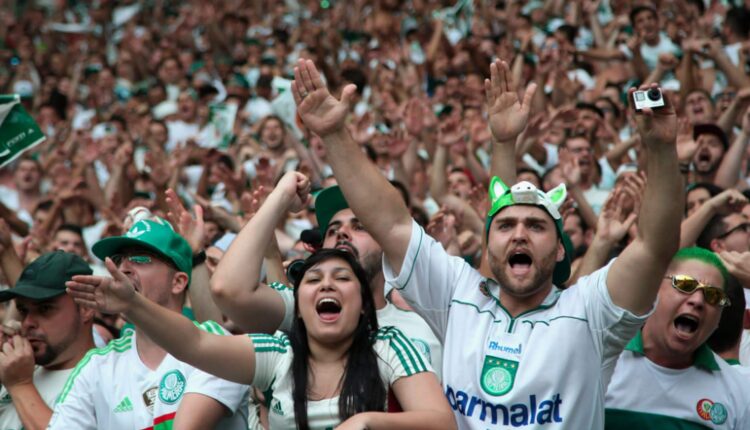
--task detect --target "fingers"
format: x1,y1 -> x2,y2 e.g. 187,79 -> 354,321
340,84 -> 357,108
501,60 -> 512,92
299,59 -> 316,93
291,80 -> 303,106
104,257 -> 129,283
521,82 -> 538,110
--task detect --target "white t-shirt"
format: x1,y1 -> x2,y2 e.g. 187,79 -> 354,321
249,326 -> 432,429
740,330 -> 750,367
270,282 -> 443,379
384,220 -> 651,429
0,366 -> 72,430
48,321 -> 249,430
619,33 -> 681,71
0,185 -> 33,227
605,332 -> 750,428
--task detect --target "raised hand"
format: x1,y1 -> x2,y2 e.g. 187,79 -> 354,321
426,209 -> 459,253
627,84 -> 677,146
275,171 -> 311,213
706,188 -> 748,216
596,188 -> 638,244
718,251 -> 750,285
66,258 -> 137,314
0,335 -> 35,388
292,59 -> 357,137
165,189 -> 205,254
485,59 -> 538,142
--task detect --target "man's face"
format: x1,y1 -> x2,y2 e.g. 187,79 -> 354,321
159,59 -> 181,84
575,110 -> 599,136
261,118 -> 284,150
113,248 -> 184,307
686,188 -> 711,217
147,122 -> 168,146
645,259 -> 724,361
563,214 -> 585,250
634,10 -> 659,42
487,205 -> 564,296
692,135 -> 725,174
563,137 -> 594,176
17,294 -> 87,367
14,160 -> 41,192
322,209 -> 383,281
713,213 -> 750,253
448,171 -> 472,199
685,92 -> 714,124
52,231 -> 86,257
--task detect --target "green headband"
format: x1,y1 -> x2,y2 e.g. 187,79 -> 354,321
485,177 -> 572,286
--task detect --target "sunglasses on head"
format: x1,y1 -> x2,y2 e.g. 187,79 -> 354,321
666,275 -> 731,307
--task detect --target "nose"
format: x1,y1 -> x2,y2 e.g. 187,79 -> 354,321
22,312 -> 38,332
335,226 -> 352,241
510,224 -> 529,243
686,290 -> 707,311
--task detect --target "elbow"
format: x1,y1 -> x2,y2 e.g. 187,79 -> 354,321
208,277 -> 231,302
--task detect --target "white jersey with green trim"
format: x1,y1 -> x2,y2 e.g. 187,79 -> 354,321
249,326 -> 432,430
383,220 -> 650,429
47,321 -> 250,430
270,281 -> 443,379
0,366 -> 72,430
605,332 -> 750,429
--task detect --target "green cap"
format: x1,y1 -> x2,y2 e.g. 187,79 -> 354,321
0,251 -> 92,302
485,177 -> 573,286
315,186 -> 350,236
92,218 -> 192,282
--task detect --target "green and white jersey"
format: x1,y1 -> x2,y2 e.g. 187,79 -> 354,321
270,281 -> 443,379
0,366 -> 72,430
605,332 -> 750,429
726,359 -> 750,379
383,220 -> 650,429
249,326 -> 432,430
48,321 -> 250,430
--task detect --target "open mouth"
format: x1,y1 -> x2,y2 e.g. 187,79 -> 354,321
335,242 -> 359,258
508,252 -> 533,276
316,298 -> 342,323
673,314 -> 699,336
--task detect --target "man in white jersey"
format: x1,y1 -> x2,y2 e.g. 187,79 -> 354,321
210,183 -> 442,377
48,218 -> 249,429
0,252 -> 95,430
290,58 -> 683,428
605,248 -> 750,428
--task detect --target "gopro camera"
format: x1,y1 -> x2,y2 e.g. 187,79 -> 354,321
633,88 -> 665,111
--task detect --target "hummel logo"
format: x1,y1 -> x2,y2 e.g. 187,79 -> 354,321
114,396 -> 134,413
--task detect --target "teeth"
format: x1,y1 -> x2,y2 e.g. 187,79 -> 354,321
317,298 -> 340,307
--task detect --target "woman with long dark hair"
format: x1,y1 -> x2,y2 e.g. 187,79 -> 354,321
66,172 -> 455,430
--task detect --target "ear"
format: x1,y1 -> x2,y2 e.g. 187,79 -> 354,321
171,272 -> 190,295
584,229 -> 594,246
78,304 -> 96,324
709,239 -> 724,253
556,239 -> 565,263
546,183 -> 567,209
489,176 -> 510,203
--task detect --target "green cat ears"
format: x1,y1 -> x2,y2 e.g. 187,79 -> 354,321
486,177 -> 567,222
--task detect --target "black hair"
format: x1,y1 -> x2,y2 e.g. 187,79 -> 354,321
707,274 -> 745,354
725,8 -> 750,38
555,25 -> 578,44
629,6 -> 657,26
516,167 -> 542,187
684,0 -> 705,15
576,102 -> 605,119
697,214 -> 729,250
685,182 -> 724,216
389,180 -> 410,207
55,223 -> 84,239
216,153 -> 235,171
595,97 -> 621,119
289,249 -> 385,430
341,68 -> 367,96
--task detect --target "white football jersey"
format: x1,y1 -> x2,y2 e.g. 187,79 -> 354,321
383,221 -> 650,429
48,321 -> 249,430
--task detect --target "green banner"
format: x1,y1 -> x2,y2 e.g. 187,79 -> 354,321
0,94 -> 45,168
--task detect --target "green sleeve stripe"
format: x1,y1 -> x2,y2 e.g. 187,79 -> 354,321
605,408 -> 711,430
391,329 -> 428,372
202,320 -> 225,335
254,346 -> 288,353
269,282 -> 292,291
394,226 -> 423,291
57,338 -> 133,404
376,327 -> 427,375
194,320 -> 218,335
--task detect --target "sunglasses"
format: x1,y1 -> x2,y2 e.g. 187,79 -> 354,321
666,275 -> 731,307
718,223 -> 750,239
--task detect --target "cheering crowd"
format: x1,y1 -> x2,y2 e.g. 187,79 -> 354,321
1,0 -> 750,428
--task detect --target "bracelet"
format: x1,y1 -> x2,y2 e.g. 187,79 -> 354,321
192,250 -> 206,267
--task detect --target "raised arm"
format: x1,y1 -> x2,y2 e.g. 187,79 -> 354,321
606,85 -> 682,315
714,105 -> 750,189
485,59 -> 537,185
210,172 -> 310,333
66,259 -> 256,385
292,59 -> 412,273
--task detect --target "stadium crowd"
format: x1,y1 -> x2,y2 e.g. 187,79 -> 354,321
1,0 -> 750,428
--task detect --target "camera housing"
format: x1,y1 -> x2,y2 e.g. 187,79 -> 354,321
632,88 -> 665,111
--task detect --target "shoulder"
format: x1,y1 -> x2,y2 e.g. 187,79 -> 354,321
248,332 -> 291,354
194,320 -> 229,335
373,326 -> 429,375
268,282 -> 293,292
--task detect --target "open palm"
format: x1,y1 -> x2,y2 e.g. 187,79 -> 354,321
65,258 -> 136,314
293,59 -> 356,137
485,60 -> 537,142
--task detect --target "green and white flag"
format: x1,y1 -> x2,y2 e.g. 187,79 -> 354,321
208,102 -> 238,149
0,94 -> 45,168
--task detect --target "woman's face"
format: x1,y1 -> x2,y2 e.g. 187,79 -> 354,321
297,258 -> 363,345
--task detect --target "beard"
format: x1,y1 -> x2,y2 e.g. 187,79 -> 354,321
360,250 -> 383,284
489,246 -> 558,298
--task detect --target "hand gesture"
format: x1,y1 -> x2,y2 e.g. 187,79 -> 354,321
66,258 -> 137,314
656,53 -> 679,71
628,84 -> 677,146
596,188 -> 638,244
275,171 -> 311,213
404,99 -> 425,137
485,59 -> 538,142
438,117 -> 464,148
718,251 -> 750,285
0,335 -> 35,388
707,189 -> 748,216
559,150 -> 582,187
165,189 -> 205,254
426,209 -> 459,253
293,59 -> 357,137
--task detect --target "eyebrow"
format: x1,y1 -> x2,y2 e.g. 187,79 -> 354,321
494,216 -> 551,225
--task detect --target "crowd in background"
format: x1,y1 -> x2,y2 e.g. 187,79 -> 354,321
2,0 -> 750,428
